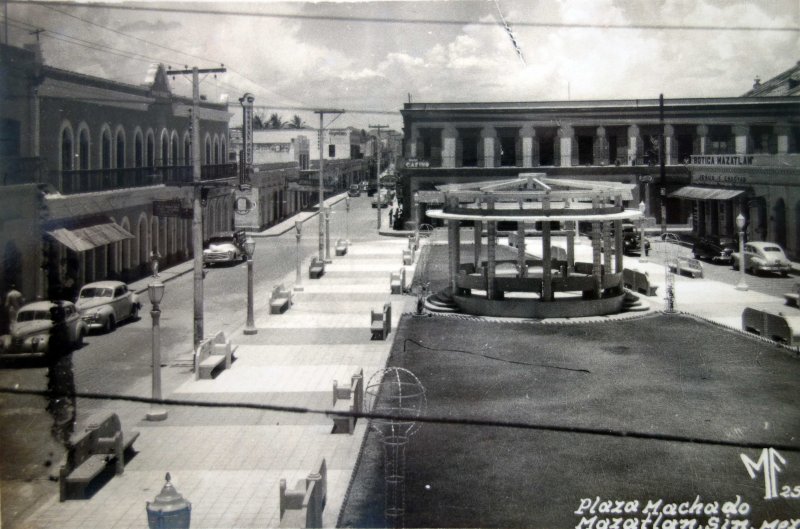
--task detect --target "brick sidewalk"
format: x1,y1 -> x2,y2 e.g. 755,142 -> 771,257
21,233 -> 416,529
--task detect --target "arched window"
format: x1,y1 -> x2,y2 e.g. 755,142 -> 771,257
161,132 -> 169,167
115,129 -> 125,168
204,137 -> 211,164
213,136 -> 220,164
78,127 -> 90,170
171,131 -> 179,166
183,133 -> 191,165
221,137 -> 227,162
146,131 -> 155,167
61,126 -> 73,171
101,128 -> 112,170
134,131 -> 143,167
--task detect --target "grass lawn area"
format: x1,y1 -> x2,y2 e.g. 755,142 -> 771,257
341,244 -> 800,528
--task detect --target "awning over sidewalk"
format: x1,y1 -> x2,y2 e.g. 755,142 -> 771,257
46,217 -> 134,252
669,186 -> 745,201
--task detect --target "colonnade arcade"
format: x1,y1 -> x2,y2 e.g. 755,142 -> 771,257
424,174 -> 643,318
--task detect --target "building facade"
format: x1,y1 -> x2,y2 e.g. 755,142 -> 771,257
399,62 -> 800,259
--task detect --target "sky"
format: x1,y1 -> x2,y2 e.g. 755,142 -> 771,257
5,0 -> 799,131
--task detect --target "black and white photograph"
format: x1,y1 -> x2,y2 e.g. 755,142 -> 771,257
0,1 -> 799,528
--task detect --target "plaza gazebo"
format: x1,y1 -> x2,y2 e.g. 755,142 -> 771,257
422,174 -> 643,318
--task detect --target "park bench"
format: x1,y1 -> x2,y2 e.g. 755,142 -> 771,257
59,412 -> 139,501
622,268 -> 659,297
668,256 -> 704,278
194,331 -> 233,380
390,268 -> 406,295
270,284 -> 293,314
330,368 -> 364,434
279,458 -> 327,529
308,257 -> 325,279
784,283 -> 800,308
742,307 -> 800,346
335,239 -> 347,256
370,302 -> 392,340
403,248 -> 414,265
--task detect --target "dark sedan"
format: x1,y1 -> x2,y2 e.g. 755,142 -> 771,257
692,236 -> 737,264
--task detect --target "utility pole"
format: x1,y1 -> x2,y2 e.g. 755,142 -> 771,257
370,125 -> 389,230
167,65 -> 226,350
659,93 -> 666,236
314,109 -> 345,261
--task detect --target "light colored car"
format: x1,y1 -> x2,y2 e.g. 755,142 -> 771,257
1,300 -> 86,356
203,231 -> 246,265
76,280 -> 141,333
731,242 -> 792,276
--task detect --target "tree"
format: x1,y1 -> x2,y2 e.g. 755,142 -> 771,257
268,113 -> 284,129
253,111 -> 266,130
288,115 -> 305,129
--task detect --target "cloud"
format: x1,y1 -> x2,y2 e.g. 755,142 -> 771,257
116,20 -> 182,33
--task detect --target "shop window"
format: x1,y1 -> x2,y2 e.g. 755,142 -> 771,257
329,145 -> 336,158
61,128 -> 73,170
461,137 -> 478,167
499,135 -> 518,167
577,136 -> 593,165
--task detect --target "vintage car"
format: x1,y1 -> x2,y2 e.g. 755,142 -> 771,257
1,300 -> 86,356
371,189 -> 389,208
203,230 -> 247,265
732,242 -> 792,276
692,236 -> 737,264
76,280 -> 141,333
348,184 -> 361,197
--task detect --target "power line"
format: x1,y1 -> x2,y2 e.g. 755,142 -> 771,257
7,1 -> 799,33
1,386 -> 798,452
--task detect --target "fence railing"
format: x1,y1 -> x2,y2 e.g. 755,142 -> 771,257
49,163 -> 238,194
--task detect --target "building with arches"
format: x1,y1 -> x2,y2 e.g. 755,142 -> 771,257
399,61 -> 800,260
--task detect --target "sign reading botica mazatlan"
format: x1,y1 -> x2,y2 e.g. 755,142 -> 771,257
690,155 -> 754,166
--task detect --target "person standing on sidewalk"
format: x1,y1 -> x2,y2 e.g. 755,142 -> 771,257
150,249 -> 161,278
4,284 -> 24,333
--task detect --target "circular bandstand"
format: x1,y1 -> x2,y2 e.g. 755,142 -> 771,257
422,174 -> 644,318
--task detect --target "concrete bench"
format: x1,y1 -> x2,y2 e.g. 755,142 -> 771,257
742,307 -> 800,346
270,284 -> 293,314
622,268 -> 659,297
195,331 -> 233,380
59,412 -> 139,501
279,458 -> 327,529
371,302 -> 392,340
335,239 -> 347,256
403,248 -> 415,265
784,283 -> 800,308
308,257 -> 325,279
331,368 -> 364,434
668,257 -> 704,278
390,268 -> 406,295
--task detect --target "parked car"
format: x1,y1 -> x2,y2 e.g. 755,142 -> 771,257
348,184 -> 361,197
692,236 -> 737,264
76,280 -> 141,333
371,189 -> 389,208
203,230 -> 247,265
0,300 -> 86,356
731,242 -> 792,276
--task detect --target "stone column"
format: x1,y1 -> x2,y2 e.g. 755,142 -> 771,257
517,221 -> 527,277
591,222 -> 602,299
733,125 -> 750,154
614,219 -> 623,273
442,126 -> 457,169
775,123 -> 790,154
695,124 -> 709,155
487,219 -> 497,300
602,221 -> 612,285
664,124 -> 675,165
481,126 -> 497,168
473,220 -> 483,269
558,124 -> 575,167
593,126 -> 609,165
541,217 -> 552,301
520,125 -> 535,167
447,196 -> 460,294
627,125 -> 640,165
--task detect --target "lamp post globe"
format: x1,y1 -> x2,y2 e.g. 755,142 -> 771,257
735,213 -> 748,291
244,236 -> 257,334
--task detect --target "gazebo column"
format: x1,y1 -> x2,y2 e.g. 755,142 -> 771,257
566,221 -> 575,273
591,221 -> 602,299
602,221 -> 612,286
517,221 -> 527,277
614,219 -> 623,273
473,220 -> 483,269
487,221 -> 498,300
541,220 -> 553,301
448,197 -> 461,294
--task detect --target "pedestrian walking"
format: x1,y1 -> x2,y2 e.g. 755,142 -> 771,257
388,207 -> 394,227
150,249 -> 161,278
5,284 -> 24,332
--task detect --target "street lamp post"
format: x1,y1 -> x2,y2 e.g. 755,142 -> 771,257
735,213 -> 748,291
243,236 -> 257,335
146,281 -> 167,422
638,201 -> 648,263
345,196 -> 351,246
324,207 -> 332,263
294,221 -> 304,292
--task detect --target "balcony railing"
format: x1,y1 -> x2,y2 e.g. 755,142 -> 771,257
1,157 -> 47,186
49,163 -> 238,194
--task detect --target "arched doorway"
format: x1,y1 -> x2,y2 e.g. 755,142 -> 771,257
773,198 -> 786,248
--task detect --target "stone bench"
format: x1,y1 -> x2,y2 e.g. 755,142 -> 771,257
622,268 -> 659,297
371,302 -> 391,340
195,331 -> 233,380
390,268 -> 406,295
308,257 -> 325,279
668,257 -> 704,278
742,307 -> 800,346
784,283 -> 800,308
270,284 -> 293,314
59,412 -> 139,501
330,368 -> 364,434
279,458 -> 327,529
403,248 -> 415,265
335,239 -> 347,256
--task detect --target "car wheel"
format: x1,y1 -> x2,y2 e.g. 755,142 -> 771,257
105,316 -> 116,334
693,253 -> 701,260
749,264 -> 758,276
131,304 -> 140,320
732,260 -> 739,271
781,271 -> 789,278
76,328 -> 85,347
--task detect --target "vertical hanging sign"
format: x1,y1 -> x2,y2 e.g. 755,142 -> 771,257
239,93 -> 254,185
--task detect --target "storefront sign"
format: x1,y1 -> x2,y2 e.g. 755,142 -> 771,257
693,173 -> 749,186
690,155 -> 754,166
405,158 -> 430,168
153,200 -> 192,219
